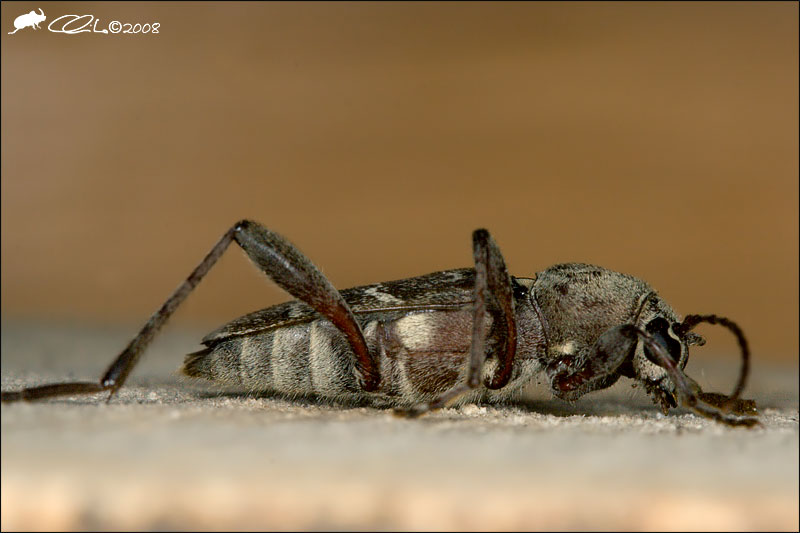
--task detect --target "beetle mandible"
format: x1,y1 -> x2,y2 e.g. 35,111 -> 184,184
0,221 -> 758,426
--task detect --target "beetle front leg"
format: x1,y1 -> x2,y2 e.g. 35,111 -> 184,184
1,220 -> 378,403
546,325 -> 638,401
395,228 -> 517,417
546,325 -> 760,427
631,326 -> 759,427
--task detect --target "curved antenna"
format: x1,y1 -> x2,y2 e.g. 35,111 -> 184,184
675,314 -> 750,402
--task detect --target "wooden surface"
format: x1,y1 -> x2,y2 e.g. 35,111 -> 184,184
2,322 -> 797,531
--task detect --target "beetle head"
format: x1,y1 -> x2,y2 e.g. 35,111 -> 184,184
626,303 -> 757,426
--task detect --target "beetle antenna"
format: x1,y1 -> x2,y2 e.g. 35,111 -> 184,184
675,314 -> 749,402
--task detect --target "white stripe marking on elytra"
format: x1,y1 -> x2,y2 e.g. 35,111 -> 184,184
364,286 -> 404,304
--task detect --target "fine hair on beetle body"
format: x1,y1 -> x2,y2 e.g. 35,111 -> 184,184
0,221 -> 759,427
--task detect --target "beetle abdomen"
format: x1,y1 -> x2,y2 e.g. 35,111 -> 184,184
183,319 -> 362,397
183,308 -> 483,403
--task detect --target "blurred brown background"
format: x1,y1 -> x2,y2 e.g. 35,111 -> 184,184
2,2 -> 797,363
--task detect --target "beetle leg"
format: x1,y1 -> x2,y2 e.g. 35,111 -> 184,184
479,230 -> 518,391
232,221 -> 378,391
546,325 -> 638,401
395,229 -> 517,417
631,326 -> 760,427
552,325 -> 760,427
1,220 -> 377,403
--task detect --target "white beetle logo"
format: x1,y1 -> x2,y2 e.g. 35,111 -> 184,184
8,8 -> 46,34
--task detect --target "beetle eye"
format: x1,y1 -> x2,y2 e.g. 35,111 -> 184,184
643,317 -> 682,367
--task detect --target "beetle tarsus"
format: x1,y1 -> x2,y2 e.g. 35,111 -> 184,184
393,404 -> 430,419
686,400 -> 761,428
1,381 -> 107,403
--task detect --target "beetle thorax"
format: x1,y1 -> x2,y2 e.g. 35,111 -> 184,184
533,263 -> 654,356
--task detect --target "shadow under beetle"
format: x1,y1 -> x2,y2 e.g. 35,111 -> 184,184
1,221 -> 758,427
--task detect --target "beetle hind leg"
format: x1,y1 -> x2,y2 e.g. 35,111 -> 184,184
2,220 -> 379,403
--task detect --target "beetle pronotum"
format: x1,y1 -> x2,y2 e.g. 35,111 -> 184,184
1,221 -> 758,426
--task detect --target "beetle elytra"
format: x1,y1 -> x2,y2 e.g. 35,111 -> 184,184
1,221 -> 758,426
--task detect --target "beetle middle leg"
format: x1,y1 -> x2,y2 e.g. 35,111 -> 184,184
395,228 -> 517,417
1,220 -> 378,403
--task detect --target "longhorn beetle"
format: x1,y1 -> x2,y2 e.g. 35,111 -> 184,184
1,221 -> 758,426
